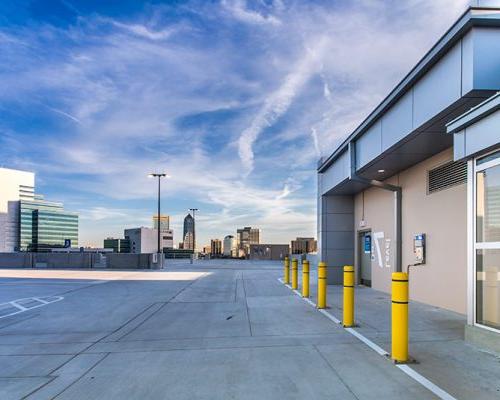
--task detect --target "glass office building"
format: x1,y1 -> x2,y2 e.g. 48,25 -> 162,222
20,199 -> 78,252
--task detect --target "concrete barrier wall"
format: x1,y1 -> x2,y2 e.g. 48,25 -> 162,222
0,252 -> 100,269
106,253 -> 165,269
34,253 -> 97,268
0,253 -> 33,268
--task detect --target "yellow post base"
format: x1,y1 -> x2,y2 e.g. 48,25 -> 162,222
343,265 -> 354,327
302,260 -> 310,298
391,272 -> 409,363
317,262 -> 327,309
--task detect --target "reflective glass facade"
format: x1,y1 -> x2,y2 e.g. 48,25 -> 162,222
20,200 -> 78,251
475,154 -> 500,331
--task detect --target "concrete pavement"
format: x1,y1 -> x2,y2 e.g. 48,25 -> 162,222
0,260 -> 498,399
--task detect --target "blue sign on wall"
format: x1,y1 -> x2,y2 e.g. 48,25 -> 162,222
64,239 -> 71,248
364,235 -> 371,254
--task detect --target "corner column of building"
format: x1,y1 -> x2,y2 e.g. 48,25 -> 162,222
318,194 -> 354,284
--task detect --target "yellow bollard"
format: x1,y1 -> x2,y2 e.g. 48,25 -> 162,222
343,265 -> 355,327
302,260 -> 310,298
283,257 -> 290,284
291,259 -> 298,289
317,262 -> 327,309
391,272 -> 409,363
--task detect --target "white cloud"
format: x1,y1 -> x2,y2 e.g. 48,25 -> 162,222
221,0 -> 281,26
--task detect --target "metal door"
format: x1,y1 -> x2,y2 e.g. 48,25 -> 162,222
359,231 -> 372,287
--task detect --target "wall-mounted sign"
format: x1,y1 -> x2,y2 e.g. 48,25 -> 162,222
372,231 -> 391,268
384,238 -> 391,269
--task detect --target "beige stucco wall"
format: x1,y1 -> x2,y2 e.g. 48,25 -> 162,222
354,148 -> 467,314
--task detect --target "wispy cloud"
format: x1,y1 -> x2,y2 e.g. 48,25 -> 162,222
110,21 -> 179,41
238,38 -> 327,175
221,0 -> 281,26
46,106 -> 82,124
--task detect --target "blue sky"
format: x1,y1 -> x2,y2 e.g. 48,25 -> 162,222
0,0 -> 469,247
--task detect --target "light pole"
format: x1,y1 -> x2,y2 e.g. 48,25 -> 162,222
148,173 -> 169,254
189,208 -> 198,252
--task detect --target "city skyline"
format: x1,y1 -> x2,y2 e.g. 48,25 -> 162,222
0,0 -> 469,247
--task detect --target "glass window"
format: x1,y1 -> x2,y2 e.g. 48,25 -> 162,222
476,249 -> 500,330
476,164 -> 500,242
477,149 -> 500,166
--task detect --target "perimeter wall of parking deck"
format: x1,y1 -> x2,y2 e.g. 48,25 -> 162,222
0,253 -> 164,270
0,252 -> 99,268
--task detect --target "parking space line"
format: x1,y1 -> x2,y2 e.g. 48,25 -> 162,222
0,296 -> 64,319
278,277 -> 457,400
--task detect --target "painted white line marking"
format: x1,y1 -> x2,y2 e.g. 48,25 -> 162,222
345,327 -> 389,356
278,278 -> 457,400
32,297 -> 49,304
0,296 -> 64,319
10,302 -> 28,311
303,297 -> 316,307
318,308 -> 341,324
397,365 -> 457,400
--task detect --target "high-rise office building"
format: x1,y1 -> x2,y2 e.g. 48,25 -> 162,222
0,167 -> 78,252
291,237 -> 317,255
210,239 -> 222,257
0,168 -> 35,252
236,227 -> 260,257
183,213 -> 195,250
153,215 -> 170,231
223,235 -> 236,257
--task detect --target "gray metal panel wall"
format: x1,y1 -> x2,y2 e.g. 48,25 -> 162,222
349,28 -> 500,171
318,194 -> 354,284
456,109 -> 500,158
473,28 -> 500,90
319,149 -> 350,195
355,121 -> 382,169
413,41 -> 462,128
381,91 -> 413,151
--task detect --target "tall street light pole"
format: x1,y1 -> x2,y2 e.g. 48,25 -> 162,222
189,208 -> 198,252
148,173 -> 169,254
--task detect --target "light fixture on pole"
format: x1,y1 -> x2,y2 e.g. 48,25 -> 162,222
148,172 -> 170,254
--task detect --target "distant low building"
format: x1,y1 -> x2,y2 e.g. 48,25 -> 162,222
210,239 -> 222,257
249,244 -> 289,261
202,245 -> 211,255
103,237 -> 130,253
237,226 -> 260,257
223,235 -> 236,257
291,237 -> 317,254
124,227 -> 173,254
164,248 -> 194,259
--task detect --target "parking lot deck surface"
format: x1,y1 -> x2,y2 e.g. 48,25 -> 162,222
0,260 -> 498,399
